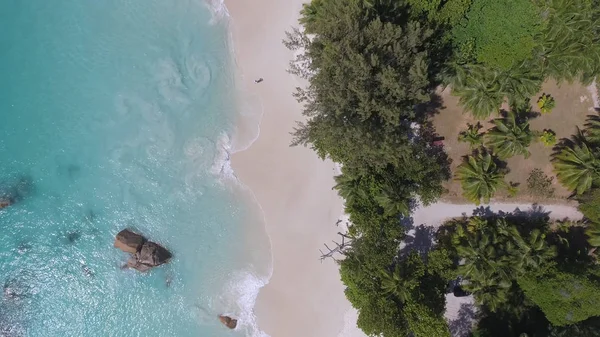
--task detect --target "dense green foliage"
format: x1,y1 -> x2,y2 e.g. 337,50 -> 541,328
449,217 -> 555,311
519,267 -> 600,326
445,0 -> 600,118
408,0 -> 473,24
440,215 -> 600,334
288,1 -> 454,335
452,0 -> 542,69
289,0 -> 450,204
579,184 -> 600,248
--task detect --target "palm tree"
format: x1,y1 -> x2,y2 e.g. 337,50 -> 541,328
333,173 -> 366,205
520,229 -> 557,269
498,67 -> 543,106
456,152 -> 507,205
455,221 -> 519,311
375,189 -> 410,217
552,140 -> 600,195
584,115 -> 600,146
585,222 -> 600,247
537,0 -> 600,83
379,267 -> 412,303
453,218 -> 555,311
453,65 -> 504,119
485,111 -> 534,159
379,252 -> 424,303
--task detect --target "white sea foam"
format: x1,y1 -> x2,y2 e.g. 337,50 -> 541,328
223,269 -> 271,337
210,132 -> 237,182
204,0 -> 230,23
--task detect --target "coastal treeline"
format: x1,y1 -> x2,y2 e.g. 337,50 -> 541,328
286,0 -> 600,336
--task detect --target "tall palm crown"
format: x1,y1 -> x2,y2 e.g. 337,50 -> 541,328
452,218 -> 556,311
485,111 -> 534,159
333,173 -> 366,205
451,64 -> 504,119
379,252 -> 424,303
456,152 -> 507,205
552,139 -> 600,195
379,267 -> 413,303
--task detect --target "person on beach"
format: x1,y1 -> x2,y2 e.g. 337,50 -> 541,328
254,78 -> 263,83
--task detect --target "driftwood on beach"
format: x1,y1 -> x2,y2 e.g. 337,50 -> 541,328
319,232 -> 353,262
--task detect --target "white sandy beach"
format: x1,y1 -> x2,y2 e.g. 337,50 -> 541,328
224,1 -> 586,337
226,0 -> 356,336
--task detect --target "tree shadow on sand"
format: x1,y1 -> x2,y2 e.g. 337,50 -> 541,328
399,223 -> 437,258
448,302 -> 477,337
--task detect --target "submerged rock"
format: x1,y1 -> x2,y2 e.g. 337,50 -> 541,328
67,231 -> 81,244
0,198 -> 13,210
16,242 -> 31,255
126,256 -> 152,272
114,229 -> 146,254
218,315 -> 238,329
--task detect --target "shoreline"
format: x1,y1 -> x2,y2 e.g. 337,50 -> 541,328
223,0 -> 358,337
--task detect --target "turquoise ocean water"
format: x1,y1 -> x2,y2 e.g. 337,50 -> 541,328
0,1 -> 269,336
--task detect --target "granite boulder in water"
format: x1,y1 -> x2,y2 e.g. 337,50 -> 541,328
0,198 -> 13,210
114,229 -> 172,272
218,315 -> 238,329
135,241 -> 172,267
114,229 -> 146,254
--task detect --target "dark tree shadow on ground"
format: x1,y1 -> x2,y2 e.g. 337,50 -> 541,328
470,204 -> 552,233
448,302 -> 477,337
399,224 -> 437,258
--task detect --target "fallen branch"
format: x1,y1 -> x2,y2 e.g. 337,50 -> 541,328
319,232 -> 353,262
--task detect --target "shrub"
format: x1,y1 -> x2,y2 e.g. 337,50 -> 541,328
458,122 -> 484,148
527,169 -> 555,198
537,93 -> 556,114
539,129 -> 557,146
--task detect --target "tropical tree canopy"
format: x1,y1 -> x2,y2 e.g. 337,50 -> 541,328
456,152 -> 507,204
451,0 -> 542,69
287,0 -> 450,204
450,217 -> 556,311
519,267 -> 600,326
445,0 -> 600,118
